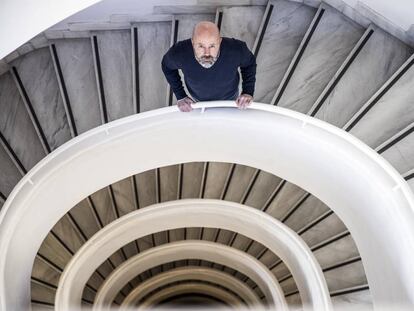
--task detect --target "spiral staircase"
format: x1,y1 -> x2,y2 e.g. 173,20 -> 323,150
0,0 -> 413,310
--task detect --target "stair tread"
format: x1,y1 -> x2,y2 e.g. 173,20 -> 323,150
136,22 -> 171,112
277,4 -> 365,113
349,57 -> 414,149
219,5 -> 266,50
0,72 -> 45,169
94,30 -> 134,121
255,0 -> 316,103
315,27 -> 412,129
53,38 -> 102,134
11,48 -> 72,150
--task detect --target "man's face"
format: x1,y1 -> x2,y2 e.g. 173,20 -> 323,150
192,35 -> 222,68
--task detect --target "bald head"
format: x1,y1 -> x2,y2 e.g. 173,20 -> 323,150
192,21 -> 220,40
192,21 -> 222,68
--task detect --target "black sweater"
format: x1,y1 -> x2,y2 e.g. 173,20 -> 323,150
161,37 -> 257,101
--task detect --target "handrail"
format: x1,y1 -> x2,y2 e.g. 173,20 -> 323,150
0,102 -> 413,311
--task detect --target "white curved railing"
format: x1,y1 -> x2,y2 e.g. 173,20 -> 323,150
120,266 -> 261,309
137,282 -> 241,309
0,102 -> 413,310
56,203 -> 305,311
87,239 -> 281,310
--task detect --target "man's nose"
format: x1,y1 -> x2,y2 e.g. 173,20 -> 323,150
203,48 -> 211,56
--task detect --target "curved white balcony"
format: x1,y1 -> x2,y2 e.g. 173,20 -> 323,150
0,102 -> 413,311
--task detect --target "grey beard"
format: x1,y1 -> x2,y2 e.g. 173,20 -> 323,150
195,50 -> 220,68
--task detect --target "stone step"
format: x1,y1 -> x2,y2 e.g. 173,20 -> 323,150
255,0 -> 317,103
272,3 -> 365,113
51,38 -> 102,134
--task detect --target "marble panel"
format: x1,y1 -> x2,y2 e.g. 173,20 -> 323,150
95,30 -> 134,121
246,242 -> 267,258
315,27 -> 412,128
224,165 -> 257,202
313,234 -> 359,268
153,5 -> 217,15
51,215 -> 84,253
271,261 -> 290,279
300,214 -> 347,247
82,287 -> 95,303
31,281 -> 55,304
32,303 -> 54,311
285,292 -> 302,309
202,162 -> 233,240
220,5 -> 265,49
280,276 -> 298,294
137,22 -> 171,112
350,61 -> 414,148
255,0 -> 316,103
380,130 -> 414,174
244,170 -> 282,209
324,261 -> 367,292
89,188 -> 126,267
277,5 -> 364,113
69,200 -> 101,239
0,145 -> 22,195
230,234 -> 251,253
11,48 -> 71,150
0,72 -> 45,169
181,162 -> 205,199
265,182 -> 307,220
285,195 -> 330,232
135,171 -> 158,255
32,257 -> 60,286
259,248 -> 278,267
38,234 -> 72,270
53,38 -> 101,134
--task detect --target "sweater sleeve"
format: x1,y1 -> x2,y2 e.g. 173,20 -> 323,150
239,42 -> 257,97
161,47 -> 188,100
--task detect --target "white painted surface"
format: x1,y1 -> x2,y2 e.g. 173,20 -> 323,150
55,202 -> 311,311
120,266 -> 261,308
0,0 -> 101,59
89,240 -> 272,310
138,282 -> 241,308
0,102 -> 413,311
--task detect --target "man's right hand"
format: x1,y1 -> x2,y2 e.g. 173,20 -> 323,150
177,96 -> 195,112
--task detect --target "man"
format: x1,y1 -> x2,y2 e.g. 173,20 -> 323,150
161,21 -> 257,112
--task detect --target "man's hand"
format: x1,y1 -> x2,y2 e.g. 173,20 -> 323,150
177,96 -> 195,112
236,94 -> 253,110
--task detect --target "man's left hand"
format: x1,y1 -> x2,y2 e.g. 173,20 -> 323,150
236,94 -> 253,110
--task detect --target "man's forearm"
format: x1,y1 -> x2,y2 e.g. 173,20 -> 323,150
161,55 -> 187,100
241,64 -> 256,96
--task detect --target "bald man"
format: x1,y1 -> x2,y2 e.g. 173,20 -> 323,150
161,21 -> 257,112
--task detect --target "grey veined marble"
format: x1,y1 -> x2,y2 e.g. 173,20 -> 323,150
94,30 -> 134,121
136,22 -> 172,112
0,145 -> 21,196
255,0 -> 316,103
314,26 -> 412,128
332,290 -> 373,310
53,38 -> 102,134
0,72 -> 45,170
219,5 -> 265,50
349,55 -> 414,149
11,47 -> 72,151
276,4 -> 364,113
